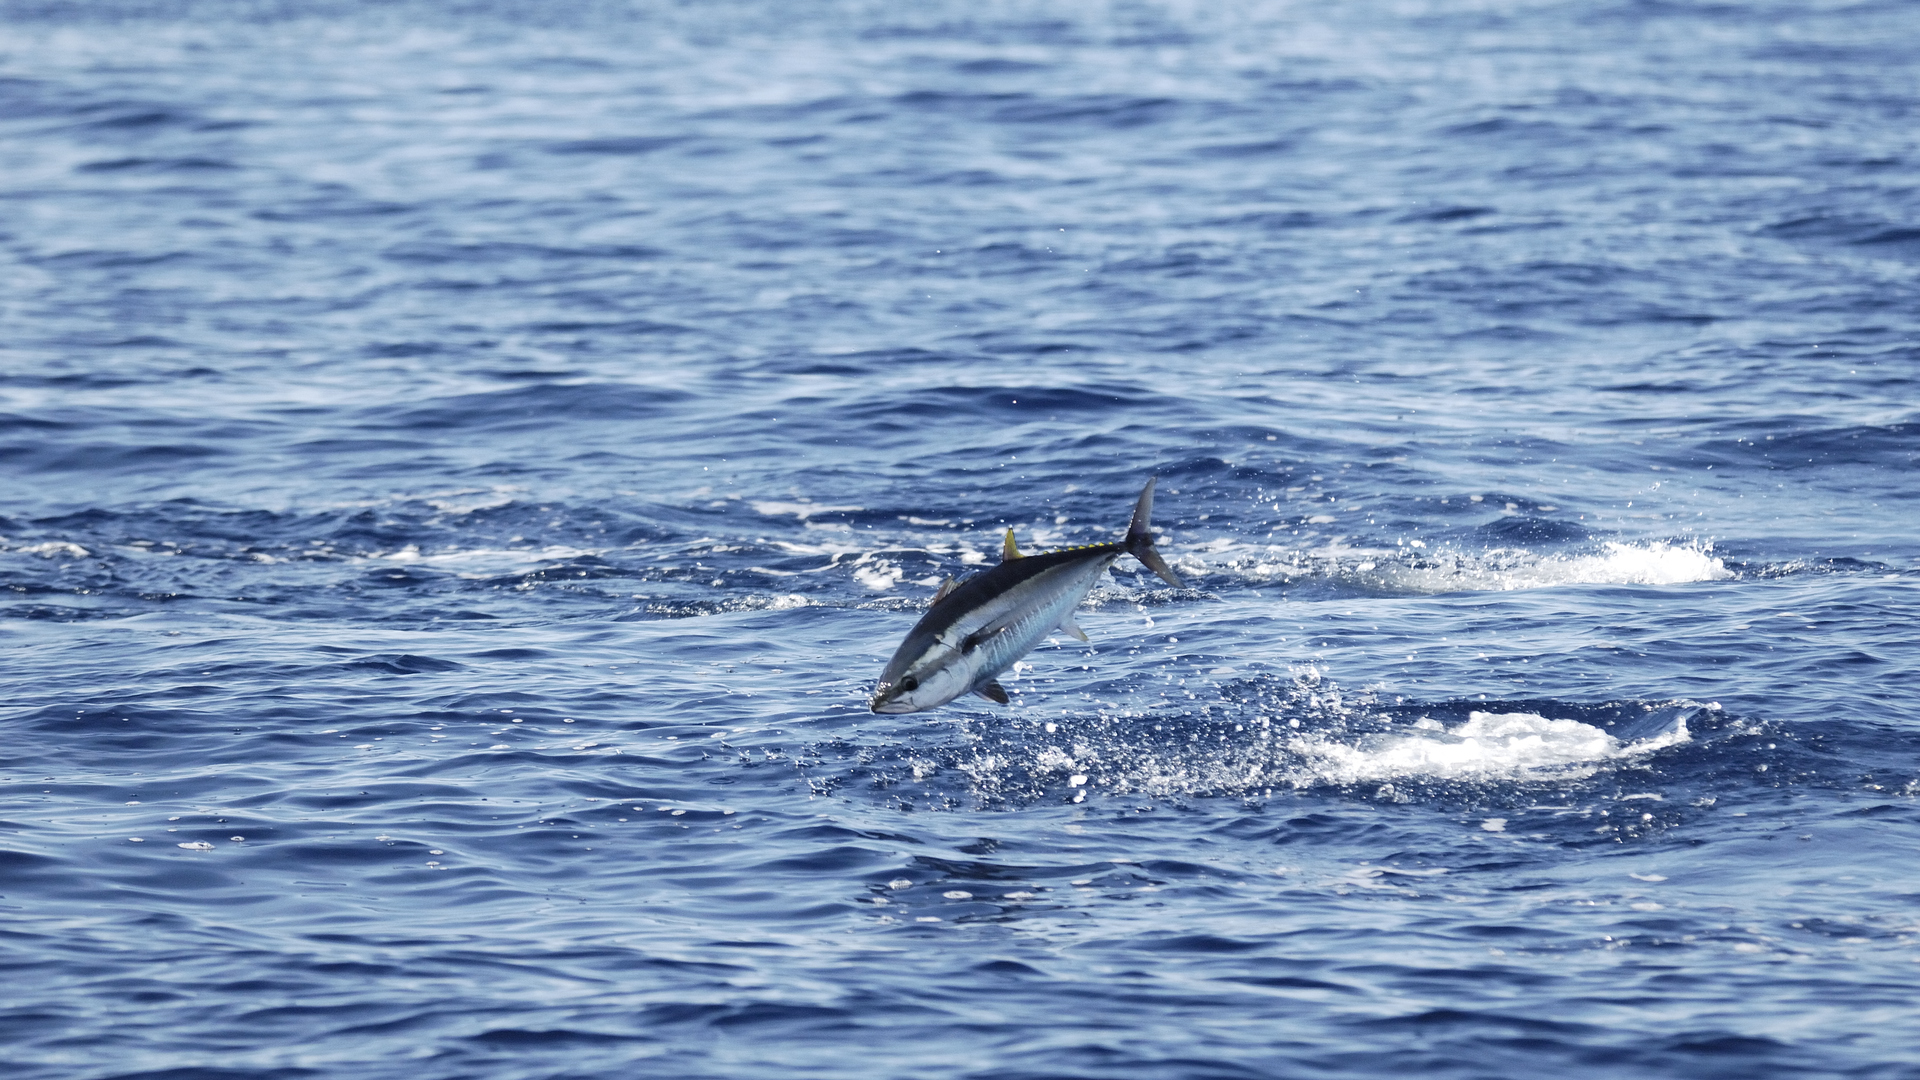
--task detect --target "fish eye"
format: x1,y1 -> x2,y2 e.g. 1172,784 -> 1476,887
898,676 -> 919,692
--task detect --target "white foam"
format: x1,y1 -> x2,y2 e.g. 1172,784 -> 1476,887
1212,539 -> 1731,595
354,544 -> 602,575
13,541 -> 90,558
640,593 -> 811,617
850,552 -> 904,591
1528,541 -> 1733,587
739,594 -> 811,611
1300,710 -> 1690,784
422,486 -> 523,514
751,500 -> 863,520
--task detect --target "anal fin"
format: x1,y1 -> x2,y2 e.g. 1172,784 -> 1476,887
975,680 -> 1010,705
1058,614 -> 1090,642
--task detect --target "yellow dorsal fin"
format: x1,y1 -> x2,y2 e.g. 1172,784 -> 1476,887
1001,527 -> 1022,562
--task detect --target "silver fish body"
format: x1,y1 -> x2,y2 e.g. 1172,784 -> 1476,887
870,477 -> 1183,714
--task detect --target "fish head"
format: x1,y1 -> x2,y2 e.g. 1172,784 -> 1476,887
870,643 -> 968,714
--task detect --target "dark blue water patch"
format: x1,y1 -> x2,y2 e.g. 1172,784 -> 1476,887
840,382 -> 1160,426
1400,205 -> 1495,224
74,156 -> 237,173
889,88 -> 1028,115
31,248 -> 195,270
545,135 -> 687,156
518,318 -> 691,338
690,93 -> 863,126
1189,137 -> 1298,160
382,240 -> 667,265
1467,515 -> 1594,545
6,439 -> 225,473
1760,212 -> 1920,254
993,93 -> 1185,129
361,341 -> 446,359
251,196 -> 414,223
70,102 -> 197,132
1727,555 -> 1892,579
952,57 -> 1050,76
1694,422 -> 1917,472
340,653 -> 465,675
1854,226 -> 1920,248
0,370 -> 153,389
359,382 -> 695,432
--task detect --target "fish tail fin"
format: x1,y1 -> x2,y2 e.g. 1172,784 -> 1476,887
1124,476 -> 1184,587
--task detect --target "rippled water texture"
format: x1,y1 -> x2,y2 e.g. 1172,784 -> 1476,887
3,1 -> 1918,1077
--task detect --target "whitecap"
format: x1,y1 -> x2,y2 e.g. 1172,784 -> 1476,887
14,541 -> 90,558
750,500 -> 863,520
1299,710 -> 1690,784
1207,538 -> 1732,595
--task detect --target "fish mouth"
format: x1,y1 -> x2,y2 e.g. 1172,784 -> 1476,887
870,684 -> 915,714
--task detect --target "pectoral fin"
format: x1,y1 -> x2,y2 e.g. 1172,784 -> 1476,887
960,624 -> 1000,655
1001,528 -> 1022,562
929,575 -> 959,606
1058,614 -> 1090,642
974,680 -> 1010,705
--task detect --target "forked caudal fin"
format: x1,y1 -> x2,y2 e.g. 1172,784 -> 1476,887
1125,476 -> 1184,587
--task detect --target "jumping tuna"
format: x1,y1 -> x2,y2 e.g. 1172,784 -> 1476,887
870,477 -> 1184,714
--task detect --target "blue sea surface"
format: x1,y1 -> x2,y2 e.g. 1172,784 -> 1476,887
2,1 -> 1918,1077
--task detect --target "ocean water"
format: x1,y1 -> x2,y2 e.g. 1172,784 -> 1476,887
3,1 -> 1918,1077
